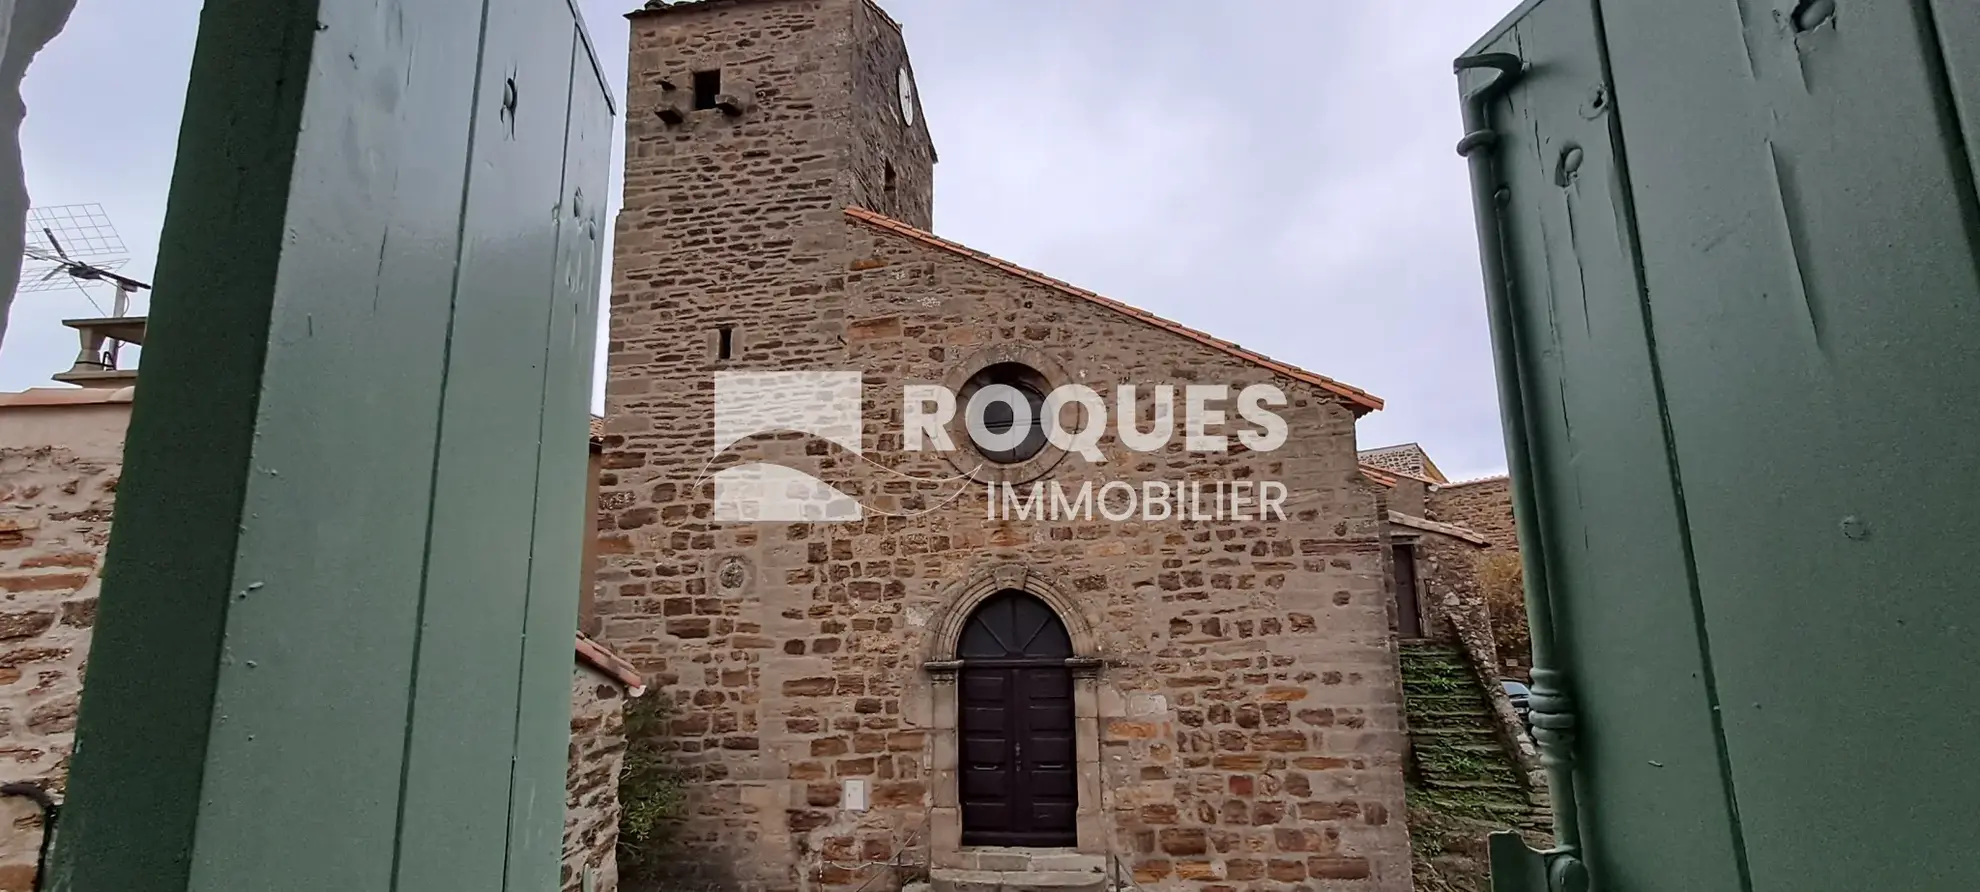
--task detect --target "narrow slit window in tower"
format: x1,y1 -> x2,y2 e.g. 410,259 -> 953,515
717,325 -> 735,360
693,70 -> 721,110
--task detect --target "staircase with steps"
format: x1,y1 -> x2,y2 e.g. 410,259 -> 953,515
1398,641 -> 1549,833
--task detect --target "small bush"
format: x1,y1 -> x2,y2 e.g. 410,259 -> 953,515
1479,553 -> 1531,669
617,694 -> 687,886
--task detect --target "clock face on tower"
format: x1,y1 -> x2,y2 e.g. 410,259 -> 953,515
898,67 -> 916,127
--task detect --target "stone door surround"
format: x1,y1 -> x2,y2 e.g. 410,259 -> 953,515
919,564 -> 1105,867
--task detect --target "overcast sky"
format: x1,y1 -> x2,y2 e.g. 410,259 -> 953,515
5,0 -> 1520,480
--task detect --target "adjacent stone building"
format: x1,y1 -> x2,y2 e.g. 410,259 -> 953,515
1424,476 -> 1515,556
0,386 -> 646,892
1355,445 -> 1447,488
596,1 -> 1415,890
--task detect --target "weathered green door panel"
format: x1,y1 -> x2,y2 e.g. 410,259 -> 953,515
181,1 -> 490,887
53,1 -> 485,888
391,0 -> 582,887
1469,2 -> 1746,889
1930,0 -> 1980,177
1596,0 -> 1980,887
1470,0 -> 1980,888
504,28 -> 614,892
51,1 -> 614,889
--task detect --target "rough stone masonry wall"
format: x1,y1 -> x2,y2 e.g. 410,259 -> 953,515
566,666 -> 632,892
848,0 -> 934,231
1425,478 -> 1514,553
0,423 -> 120,892
1,403 -> 630,892
597,216 -> 1414,892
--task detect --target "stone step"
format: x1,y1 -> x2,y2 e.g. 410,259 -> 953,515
1401,667 -> 1474,679
1443,742 -> 1516,755
1407,697 -> 1492,708
1397,643 -> 1463,654
1406,699 -> 1496,714
1398,649 -> 1468,661
930,868 -> 1108,892
1398,648 -> 1467,660
1419,770 -> 1524,788
1400,682 -> 1477,696
949,849 -> 1105,874
1408,726 -> 1503,741
1419,778 -> 1527,795
1406,709 -> 1496,725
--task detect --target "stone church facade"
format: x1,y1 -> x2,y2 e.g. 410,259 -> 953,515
595,1 -> 1415,890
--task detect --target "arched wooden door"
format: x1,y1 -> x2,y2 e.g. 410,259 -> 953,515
958,590 -> 1077,847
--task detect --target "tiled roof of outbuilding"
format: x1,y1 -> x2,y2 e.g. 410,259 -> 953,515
1356,442 -> 1446,483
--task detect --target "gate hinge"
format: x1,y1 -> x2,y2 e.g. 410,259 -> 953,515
1490,833 -> 1589,892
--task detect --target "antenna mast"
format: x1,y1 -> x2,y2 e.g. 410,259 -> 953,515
16,203 -> 153,385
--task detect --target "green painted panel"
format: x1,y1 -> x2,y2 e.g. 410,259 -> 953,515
1930,0 -> 1980,193
1474,0 -> 1980,888
390,0 -> 583,886
1597,1 -> 1980,888
52,0 -> 614,889
1470,3 -> 1747,889
504,25 -> 614,891
50,0 -> 483,888
184,1 -> 489,888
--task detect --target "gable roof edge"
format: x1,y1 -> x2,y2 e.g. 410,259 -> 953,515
843,206 -> 1384,415
1387,511 -> 1491,546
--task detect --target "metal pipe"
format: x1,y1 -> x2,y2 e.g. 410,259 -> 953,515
1454,50 -> 1589,884
0,782 -> 58,892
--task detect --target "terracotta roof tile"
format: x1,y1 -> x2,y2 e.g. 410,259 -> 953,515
576,633 -> 647,696
1387,511 -> 1490,547
843,206 -> 1384,416
1359,464 -> 1399,488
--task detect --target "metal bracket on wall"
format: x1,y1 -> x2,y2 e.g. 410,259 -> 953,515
1454,50 -> 1592,892
0,782 -> 59,892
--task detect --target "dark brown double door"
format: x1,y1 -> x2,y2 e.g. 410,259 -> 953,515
958,590 -> 1077,847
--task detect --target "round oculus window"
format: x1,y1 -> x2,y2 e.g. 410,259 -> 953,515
958,363 -> 1050,465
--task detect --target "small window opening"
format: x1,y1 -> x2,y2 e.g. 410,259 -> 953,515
958,362 -> 1051,465
717,325 -> 735,360
884,161 -> 897,194
693,70 -> 722,110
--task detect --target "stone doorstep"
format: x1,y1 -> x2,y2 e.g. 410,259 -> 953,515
929,868 -> 1108,892
954,849 -> 1104,874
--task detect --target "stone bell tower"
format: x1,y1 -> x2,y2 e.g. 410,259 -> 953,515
607,0 -> 937,438
611,0 -> 936,379
601,0 -> 937,886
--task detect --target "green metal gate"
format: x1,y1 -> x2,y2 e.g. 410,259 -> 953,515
45,1 -> 614,889
1458,1 -> 1980,889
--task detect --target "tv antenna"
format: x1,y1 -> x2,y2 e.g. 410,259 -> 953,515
18,204 -> 153,380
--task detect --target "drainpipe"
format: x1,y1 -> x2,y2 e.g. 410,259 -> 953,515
1453,52 -> 1590,892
